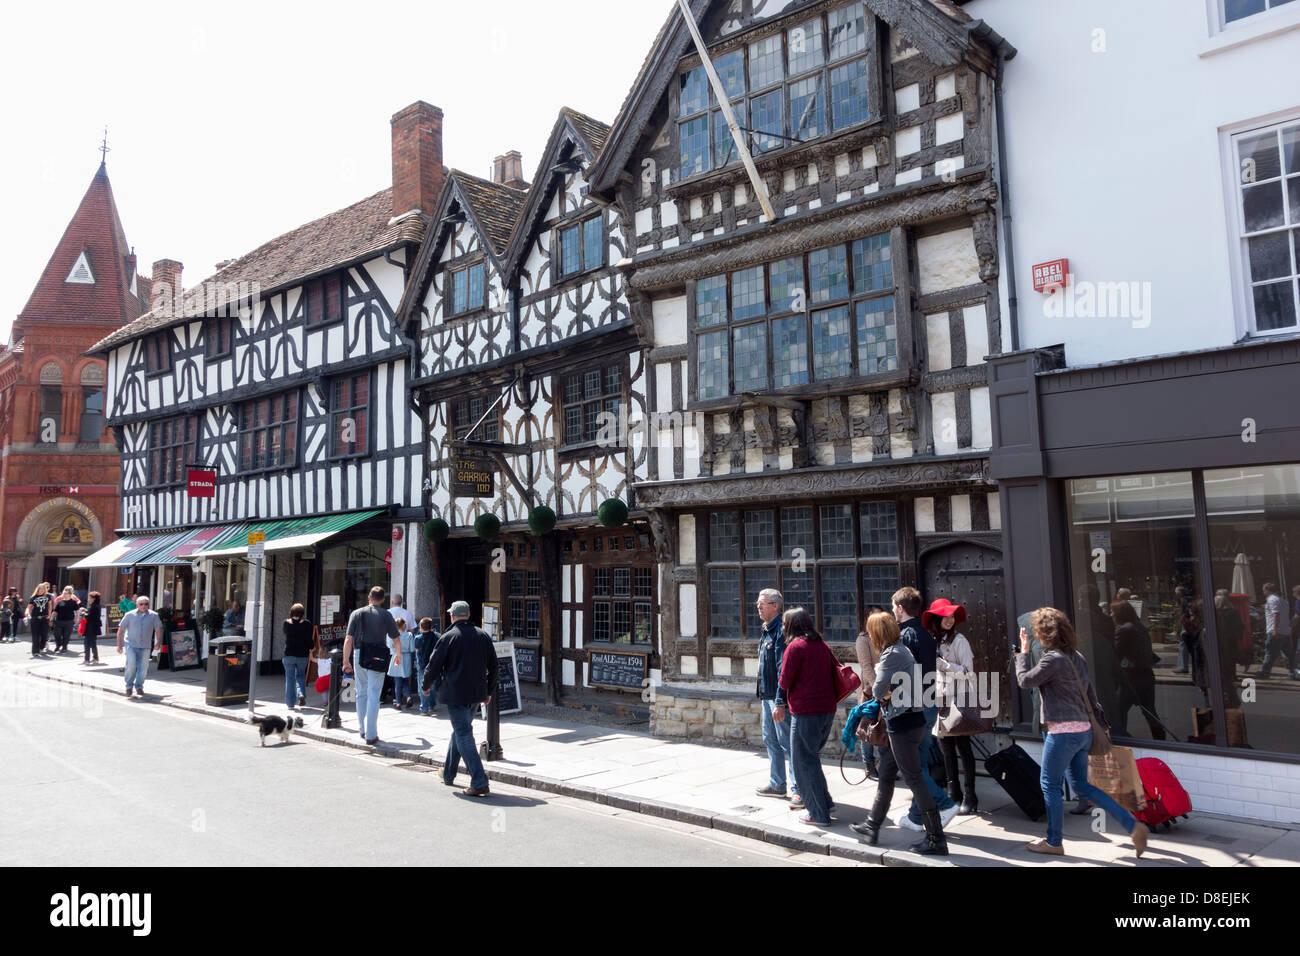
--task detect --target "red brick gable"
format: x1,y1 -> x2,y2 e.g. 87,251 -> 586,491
15,163 -> 146,340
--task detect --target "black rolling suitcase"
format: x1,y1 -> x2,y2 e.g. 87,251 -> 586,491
977,738 -> 1045,821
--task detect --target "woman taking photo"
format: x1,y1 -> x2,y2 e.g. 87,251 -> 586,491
924,598 -> 979,815
774,607 -> 838,827
82,591 -> 103,664
851,611 -> 948,855
1015,607 -> 1149,857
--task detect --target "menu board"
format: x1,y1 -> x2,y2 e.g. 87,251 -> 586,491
514,644 -> 540,683
169,629 -> 201,671
318,624 -> 348,648
106,604 -> 124,631
588,650 -> 648,690
495,642 -> 522,715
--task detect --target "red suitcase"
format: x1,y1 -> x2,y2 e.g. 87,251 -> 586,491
1135,757 -> 1192,829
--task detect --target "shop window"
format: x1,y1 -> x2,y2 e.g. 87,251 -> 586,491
1232,116 -> 1300,333
330,373 -> 370,458
507,570 -> 540,640
319,539 -> 389,627
676,2 -> 874,178
705,501 -> 899,641
560,363 -> 623,447
306,273 -> 344,327
694,233 -> 895,400
592,564 -> 654,644
237,391 -> 299,473
149,415 -> 197,486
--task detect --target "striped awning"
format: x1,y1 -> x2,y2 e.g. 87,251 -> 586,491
67,529 -> 194,570
192,509 -> 387,560
144,526 -> 237,565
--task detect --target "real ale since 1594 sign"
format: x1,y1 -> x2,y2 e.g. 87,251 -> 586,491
450,454 -> 494,498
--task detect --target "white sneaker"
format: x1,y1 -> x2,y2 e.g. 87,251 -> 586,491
940,805 -> 959,826
895,812 -> 924,831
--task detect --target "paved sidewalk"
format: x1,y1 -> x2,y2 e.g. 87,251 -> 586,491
9,640 -> 1298,867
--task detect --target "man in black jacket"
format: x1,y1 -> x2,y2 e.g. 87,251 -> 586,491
423,601 -> 498,797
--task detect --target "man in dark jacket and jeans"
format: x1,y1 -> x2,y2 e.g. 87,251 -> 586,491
423,601 -> 498,797
754,588 -> 797,801
893,587 -> 957,830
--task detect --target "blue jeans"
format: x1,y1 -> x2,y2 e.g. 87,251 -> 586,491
444,703 -> 489,790
761,699 -> 797,794
1042,730 -> 1136,847
788,712 -> 834,824
420,679 -> 440,712
283,656 -> 308,708
123,645 -> 150,692
393,676 -> 410,705
1260,634 -> 1295,675
908,705 -> 956,822
352,652 -> 385,741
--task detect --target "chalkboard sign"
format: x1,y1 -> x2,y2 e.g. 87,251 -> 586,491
107,604 -> 124,631
588,649 -> 648,691
318,624 -> 348,648
169,629 -> 201,671
495,642 -> 522,715
514,644 -> 541,682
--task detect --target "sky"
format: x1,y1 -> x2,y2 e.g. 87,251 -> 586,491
0,0 -> 675,340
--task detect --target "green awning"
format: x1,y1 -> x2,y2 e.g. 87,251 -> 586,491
191,510 -> 387,560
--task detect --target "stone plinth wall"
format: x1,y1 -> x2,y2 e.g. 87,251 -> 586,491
651,684 -> 858,754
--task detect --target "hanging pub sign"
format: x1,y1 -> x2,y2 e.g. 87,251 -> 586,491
449,454 -> 495,498
187,468 -> 217,498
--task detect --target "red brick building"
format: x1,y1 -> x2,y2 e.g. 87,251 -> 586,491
0,161 -> 153,600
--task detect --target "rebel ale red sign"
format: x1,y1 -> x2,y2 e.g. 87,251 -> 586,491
1032,258 -> 1069,293
187,468 -> 217,498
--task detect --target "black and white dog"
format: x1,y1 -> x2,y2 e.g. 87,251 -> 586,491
251,713 -> 303,746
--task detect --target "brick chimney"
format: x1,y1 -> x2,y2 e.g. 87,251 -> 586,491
150,258 -> 183,316
492,151 -> 528,190
391,101 -> 445,219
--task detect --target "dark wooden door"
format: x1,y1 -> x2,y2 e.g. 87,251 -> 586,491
921,542 -> 1009,725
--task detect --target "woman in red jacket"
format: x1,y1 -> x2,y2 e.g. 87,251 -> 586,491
775,607 -> 839,827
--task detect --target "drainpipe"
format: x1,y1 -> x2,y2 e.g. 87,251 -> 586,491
967,21 -> 1020,352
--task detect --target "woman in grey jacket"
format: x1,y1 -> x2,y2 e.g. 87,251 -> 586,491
1015,607 -> 1149,857
850,611 -> 947,855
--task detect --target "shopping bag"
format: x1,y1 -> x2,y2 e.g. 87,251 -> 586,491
1088,745 -> 1146,813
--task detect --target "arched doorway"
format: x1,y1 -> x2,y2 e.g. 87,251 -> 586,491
14,498 -> 103,598
920,539 -> 1009,725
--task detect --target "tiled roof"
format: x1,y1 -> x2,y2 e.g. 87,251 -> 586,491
88,187 -> 427,355
18,164 -> 148,336
561,108 -> 612,157
452,171 -> 529,256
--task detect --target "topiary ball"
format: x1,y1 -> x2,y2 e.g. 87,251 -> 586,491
425,518 -> 449,542
474,513 -> 501,540
528,505 -> 557,535
597,498 -> 629,528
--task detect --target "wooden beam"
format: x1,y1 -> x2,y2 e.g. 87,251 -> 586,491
488,451 -> 538,508
739,392 -> 803,412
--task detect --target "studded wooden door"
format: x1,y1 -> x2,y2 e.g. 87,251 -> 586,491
921,542 -> 1009,726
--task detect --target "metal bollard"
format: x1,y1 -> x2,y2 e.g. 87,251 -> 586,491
482,687 -> 504,761
322,646 -> 343,730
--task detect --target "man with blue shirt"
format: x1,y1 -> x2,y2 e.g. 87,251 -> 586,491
893,587 -> 958,830
116,595 -> 162,699
754,588 -> 798,803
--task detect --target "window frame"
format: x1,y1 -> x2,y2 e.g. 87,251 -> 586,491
555,358 -> 629,452
1227,113 -> 1300,337
78,386 -> 105,443
304,272 -> 345,328
204,316 -> 235,359
235,390 -> 301,475
1219,0 -> 1298,28
328,370 -> 373,461
687,228 -> 909,408
148,414 -> 199,488
699,500 -> 902,643
445,259 -> 487,319
553,213 -> 607,281
675,2 -> 881,183
144,333 -> 173,377
38,385 -> 63,444
448,392 -> 502,444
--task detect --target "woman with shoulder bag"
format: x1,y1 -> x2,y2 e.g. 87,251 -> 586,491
851,611 -> 948,855
774,607 -> 839,828
1015,607 -> 1149,858
924,598 -> 979,815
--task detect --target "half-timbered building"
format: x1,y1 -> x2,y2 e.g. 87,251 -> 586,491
404,109 -> 659,701
80,102 -> 445,663
585,0 -> 1016,740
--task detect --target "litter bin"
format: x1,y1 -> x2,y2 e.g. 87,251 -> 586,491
206,636 -> 251,706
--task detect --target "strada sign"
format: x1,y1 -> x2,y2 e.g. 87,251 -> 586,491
187,468 -> 217,498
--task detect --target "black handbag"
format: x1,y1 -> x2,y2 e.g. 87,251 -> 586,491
358,642 -> 391,673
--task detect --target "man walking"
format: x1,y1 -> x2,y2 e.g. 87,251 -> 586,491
342,586 -> 401,745
116,595 -> 162,699
422,601 -> 497,797
389,594 -> 417,635
1260,582 -> 1297,679
753,588 -> 798,804
893,587 -> 958,830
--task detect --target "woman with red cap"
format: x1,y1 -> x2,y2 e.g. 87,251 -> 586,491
923,598 -> 979,815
